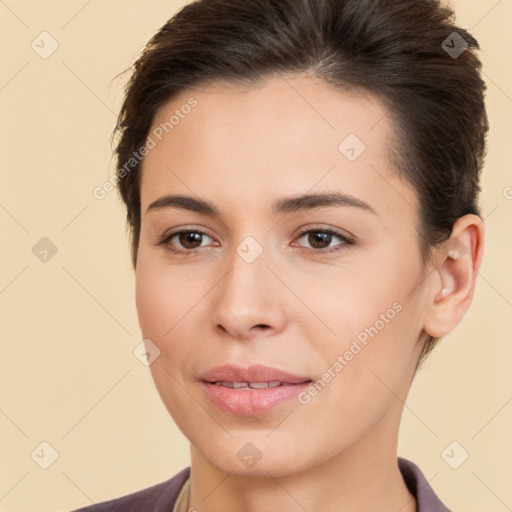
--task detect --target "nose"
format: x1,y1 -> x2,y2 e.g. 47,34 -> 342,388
210,244 -> 288,342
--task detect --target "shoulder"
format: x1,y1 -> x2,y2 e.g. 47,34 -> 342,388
398,458 -> 451,512
71,467 -> 191,512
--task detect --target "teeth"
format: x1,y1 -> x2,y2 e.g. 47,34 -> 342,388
232,381 -> 249,388
215,381 -> 284,389
248,382 -> 269,389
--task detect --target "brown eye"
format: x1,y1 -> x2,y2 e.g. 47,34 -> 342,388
294,228 -> 355,254
306,231 -> 333,249
177,231 -> 204,249
158,229 -> 215,254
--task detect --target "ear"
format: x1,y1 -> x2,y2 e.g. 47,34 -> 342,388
423,214 -> 485,338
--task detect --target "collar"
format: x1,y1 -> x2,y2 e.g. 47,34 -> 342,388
398,457 -> 451,511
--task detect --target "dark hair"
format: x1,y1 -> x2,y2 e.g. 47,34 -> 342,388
113,0 -> 488,363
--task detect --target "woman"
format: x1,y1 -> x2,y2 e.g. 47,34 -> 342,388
76,0 -> 487,510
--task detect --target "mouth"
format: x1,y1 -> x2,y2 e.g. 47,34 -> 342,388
207,380 -> 310,389
198,364 -> 313,416
200,380 -> 313,416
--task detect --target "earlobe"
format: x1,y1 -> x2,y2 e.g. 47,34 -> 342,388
424,214 -> 485,337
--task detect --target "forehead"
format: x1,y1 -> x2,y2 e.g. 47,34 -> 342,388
139,76 -> 416,216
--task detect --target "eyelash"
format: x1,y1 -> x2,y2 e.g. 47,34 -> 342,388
157,226 -> 355,256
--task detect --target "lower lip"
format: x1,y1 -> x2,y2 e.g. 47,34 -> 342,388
201,381 -> 311,416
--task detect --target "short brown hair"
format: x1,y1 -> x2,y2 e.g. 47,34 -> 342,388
113,0 -> 488,362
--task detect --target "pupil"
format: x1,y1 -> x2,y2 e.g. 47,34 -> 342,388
309,232 -> 330,249
180,232 -> 202,248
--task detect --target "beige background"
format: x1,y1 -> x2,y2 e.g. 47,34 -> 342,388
0,1 -> 511,510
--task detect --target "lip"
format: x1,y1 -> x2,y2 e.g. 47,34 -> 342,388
198,363 -> 311,384
198,364 -> 312,416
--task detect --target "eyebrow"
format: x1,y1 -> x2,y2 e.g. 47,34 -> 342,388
146,191 -> 377,217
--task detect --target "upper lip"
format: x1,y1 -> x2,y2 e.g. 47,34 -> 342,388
198,364 -> 312,384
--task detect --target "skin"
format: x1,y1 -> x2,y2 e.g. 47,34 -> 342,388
134,75 -> 484,512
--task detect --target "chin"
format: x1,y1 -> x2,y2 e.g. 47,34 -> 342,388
191,434 -> 316,478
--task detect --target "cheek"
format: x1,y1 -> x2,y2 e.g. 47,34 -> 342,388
299,260 -> 413,351
135,257 -> 196,339
298,252 -> 423,404
135,258 -> 213,380
292,300 -> 419,455
135,262 -> 197,418
135,265 -> 168,338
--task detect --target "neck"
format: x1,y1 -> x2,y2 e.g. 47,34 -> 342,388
187,413 -> 416,512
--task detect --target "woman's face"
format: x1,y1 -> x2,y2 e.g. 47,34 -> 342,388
135,76 -> 431,476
